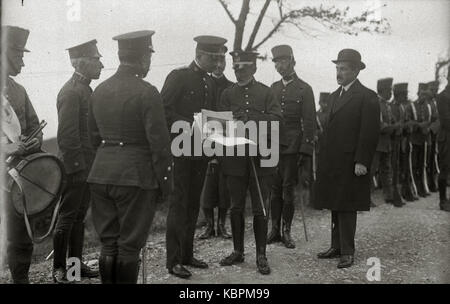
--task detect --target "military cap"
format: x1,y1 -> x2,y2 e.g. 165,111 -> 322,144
319,92 -> 331,104
113,30 -> 155,57
230,50 -> 259,69
66,39 -> 101,59
377,78 -> 393,91
271,45 -> 293,62
393,83 -> 408,93
2,25 -> 30,52
332,48 -> 365,70
194,35 -> 227,55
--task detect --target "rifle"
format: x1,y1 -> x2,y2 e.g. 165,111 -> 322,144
6,120 -> 47,164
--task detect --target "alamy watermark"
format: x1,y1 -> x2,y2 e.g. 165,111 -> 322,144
170,120 -> 280,167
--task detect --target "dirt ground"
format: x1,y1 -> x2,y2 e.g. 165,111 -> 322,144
0,189 -> 449,284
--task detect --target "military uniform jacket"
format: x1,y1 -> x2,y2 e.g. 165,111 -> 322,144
437,85 -> 450,141
87,65 -> 172,191
3,77 -> 41,142
218,78 -> 282,177
391,100 -> 408,138
376,97 -> 394,152
212,74 -> 233,111
428,98 -> 440,136
406,99 -> 432,145
271,74 -> 316,155
56,73 -> 95,179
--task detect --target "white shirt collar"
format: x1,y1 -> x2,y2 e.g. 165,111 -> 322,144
342,78 -> 357,92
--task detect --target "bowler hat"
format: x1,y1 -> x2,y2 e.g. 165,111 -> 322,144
332,48 -> 365,70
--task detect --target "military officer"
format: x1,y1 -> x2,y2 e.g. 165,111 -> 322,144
218,50 -> 282,275
87,30 -> 172,284
436,66 -> 450,211
162,35 -> 227,279
392,83 -> 418,201
426,80 -> 440,192
199,46 -> 233,240
267,45 -> 315,249
52,39 -> 103,283
370,78 -> 401,206
1,26 -> 42,284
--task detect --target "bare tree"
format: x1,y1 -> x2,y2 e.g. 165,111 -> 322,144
217,0 -> 391,51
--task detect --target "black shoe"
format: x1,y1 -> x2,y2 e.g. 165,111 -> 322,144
183,257 -> 208,269
282,231 -> 295,249
385,199 -> 393,204
317,248 -> 341,259
220,251 -> 245,266
267,228 -> 281,244
256,255 -> 271,275
169,264 -> 192,279
337,255 -> 354,269
440,201 -> 450,212
80,262 -> 99,278
198,225 -> 215,240
52,267 -> 71,284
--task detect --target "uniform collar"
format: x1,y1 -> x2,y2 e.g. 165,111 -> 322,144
282,72 -> 296,86
116,64 -> 142,77
237,77 -> 255,87
191,60 -> 208,75
72,72 -> 91,85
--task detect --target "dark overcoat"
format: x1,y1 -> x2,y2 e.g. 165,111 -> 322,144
314,79 -> 380,211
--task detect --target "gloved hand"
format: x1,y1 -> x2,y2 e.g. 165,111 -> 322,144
4,141 -> 27,156
24,138 -> 41,154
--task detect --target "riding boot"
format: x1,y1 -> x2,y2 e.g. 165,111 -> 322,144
267,197 -> 282,244
116,258 -> 140,284
438,178 -> 448,206
230,212 -> 244,254
217,208 -> 232,239
8,251 -> 32,284
392,184 -> 404,207
198,208 -> 215,239
68,222 -> 99,278
52,230 -> 69,283
281,204 -> 295,248
99,255 -> 116,284
253,216 -> 270,275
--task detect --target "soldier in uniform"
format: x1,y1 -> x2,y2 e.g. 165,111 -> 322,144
199,47 -> 233,240
218,50 -> 282,275
52,40 -> 103,283
406,83 -> 434,198
426,80 -> 440,192
87,31 -> 172,284
370,78 -> 402,206
1,26 -> 42,284
392,83 -> 418,202
316,92 -> 330,141
267,45 -> 315,249
162,36 -> 227,278
436,67 -> 450,212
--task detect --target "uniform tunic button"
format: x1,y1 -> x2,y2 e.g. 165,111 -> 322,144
246,109 -> 249,113
74,162 -> 79,167
168,166 -> 171,171
101,140 -> 106,144
164,176 -> 168,181
246,102 -> 249,105
245,95 -> 249,98
119,142 -> 124,146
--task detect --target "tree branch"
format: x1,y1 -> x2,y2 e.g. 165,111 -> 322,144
217,0 -> 237,24
245,0 -> 272,50
233,0 -> 251,50
252,15 -> 288,50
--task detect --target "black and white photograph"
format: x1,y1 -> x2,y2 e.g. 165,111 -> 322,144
0,0 -> 449,293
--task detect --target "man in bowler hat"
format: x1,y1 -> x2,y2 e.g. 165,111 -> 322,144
315,49 -> 380,268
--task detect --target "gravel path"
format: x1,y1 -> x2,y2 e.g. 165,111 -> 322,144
1,190 -> 449,284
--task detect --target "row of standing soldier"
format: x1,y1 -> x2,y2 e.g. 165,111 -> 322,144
2,25 -> 450,285
316,77 -> 450,212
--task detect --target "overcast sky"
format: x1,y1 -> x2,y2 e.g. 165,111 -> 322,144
3,0 -> 449,139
